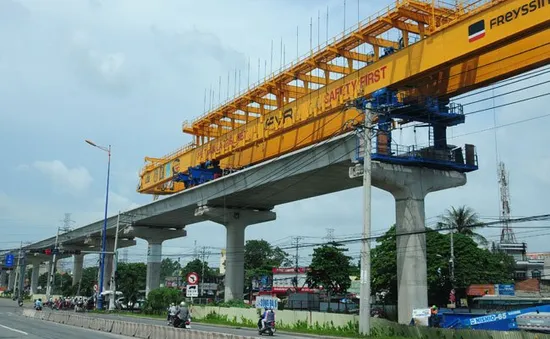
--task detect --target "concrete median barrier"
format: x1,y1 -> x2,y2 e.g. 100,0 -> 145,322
20,310 -> 258,339
111,320 -> 125,335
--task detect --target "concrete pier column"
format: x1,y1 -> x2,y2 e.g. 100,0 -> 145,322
30,260 -> 41,295
124,226 -> 187,297
0,270 -> 6,287
45,258 -> 57,297
102,239 -> 115,292
73,254 -> 84,287
195,206 -> 276,302
8,270 -> 15,290
146,240 -> 163,296
225,223 -> 247,301
371,162 -> 466,324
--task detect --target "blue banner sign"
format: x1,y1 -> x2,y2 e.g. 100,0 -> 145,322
255,296 -> 278,310
497,284 -> 515,296
4,254 -> 14,268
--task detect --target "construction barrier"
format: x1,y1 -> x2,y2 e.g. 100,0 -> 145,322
20,309 -> 258,339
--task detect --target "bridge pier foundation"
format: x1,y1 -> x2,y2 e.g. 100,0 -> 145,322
371,162 -> 466,324
73,254 -> 84,287
195,206 -> 276,302
124,226 -> 187,296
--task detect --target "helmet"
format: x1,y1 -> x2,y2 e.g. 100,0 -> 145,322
180,301 -> 186,307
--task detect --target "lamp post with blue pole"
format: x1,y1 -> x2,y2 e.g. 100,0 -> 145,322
85,139 -> 111,310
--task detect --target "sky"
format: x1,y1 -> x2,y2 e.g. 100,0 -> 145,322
1,0 -> 549,271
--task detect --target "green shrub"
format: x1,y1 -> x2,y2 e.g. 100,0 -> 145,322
142,287 -> 182,314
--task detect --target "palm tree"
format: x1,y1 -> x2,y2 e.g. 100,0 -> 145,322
436,205 -> 488,246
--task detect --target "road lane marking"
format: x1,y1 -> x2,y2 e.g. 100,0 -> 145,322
0,323 -> 28,335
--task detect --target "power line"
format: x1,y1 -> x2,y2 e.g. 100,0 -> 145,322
275,214 -> 550,251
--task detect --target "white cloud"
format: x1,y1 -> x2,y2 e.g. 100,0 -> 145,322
29,160 -> 93,194
108,191 -> 142,212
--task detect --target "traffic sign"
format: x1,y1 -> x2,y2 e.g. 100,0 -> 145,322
4,254 -> 14,268
186,284 -> 198,297
187,272 -> 199,285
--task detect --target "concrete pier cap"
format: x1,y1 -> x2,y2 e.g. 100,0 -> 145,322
195,205 -> 276,302
124,226 -> 187,296
360,162 -> 467,324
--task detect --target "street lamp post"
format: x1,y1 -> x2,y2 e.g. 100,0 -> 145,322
85,139 -> 111,310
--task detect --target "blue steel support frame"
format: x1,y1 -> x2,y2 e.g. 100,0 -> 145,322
353,89 -> 479,173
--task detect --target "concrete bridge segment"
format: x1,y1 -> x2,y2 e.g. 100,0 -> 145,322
10,133 -> 470,323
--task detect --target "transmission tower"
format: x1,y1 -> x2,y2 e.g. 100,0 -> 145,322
498,162 -> 516,243
57,213 -> 75,272
60,213 -> 75,233
324,228 -> 335,243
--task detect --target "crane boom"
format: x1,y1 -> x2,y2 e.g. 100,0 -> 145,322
138,0 -> 550,195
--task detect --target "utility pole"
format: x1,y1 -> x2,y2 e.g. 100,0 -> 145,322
292,237 -> 302,288
359,100 -> 373,336
15,241 -> 24,301
199,246 -> 210,297
194,240 -> 198,260
46,227 -> 61,300
108,211 -> 121,311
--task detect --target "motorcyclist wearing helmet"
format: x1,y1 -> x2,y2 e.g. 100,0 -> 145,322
260,307 -> 275,330
167,303 -> 177,324
177,301 -> 190,323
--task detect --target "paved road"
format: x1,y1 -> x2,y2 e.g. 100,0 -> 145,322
0,298 -> 131,339
51,308 -> 317,338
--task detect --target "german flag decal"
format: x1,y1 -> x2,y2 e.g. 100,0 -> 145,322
468,20 -> 486,43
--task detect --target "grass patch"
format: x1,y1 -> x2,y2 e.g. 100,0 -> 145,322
199,311 -> 409,338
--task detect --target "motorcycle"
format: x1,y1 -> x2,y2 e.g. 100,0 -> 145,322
173,316 -> 191,329
258,319 -> 276,336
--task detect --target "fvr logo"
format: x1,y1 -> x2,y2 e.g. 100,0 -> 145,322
468,20 -> 486,43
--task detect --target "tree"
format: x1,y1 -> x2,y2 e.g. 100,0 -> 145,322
116,262 -> 147,302
78,266 -> 99,296
145,287 -> 182,314
371,225 -> 515,305
37,272 -> 73,296
160,258 -> 181,282
181,259 -> 216,282
436,205 -> 488,246
306,243 -> 353,294
244,240 -> 291,292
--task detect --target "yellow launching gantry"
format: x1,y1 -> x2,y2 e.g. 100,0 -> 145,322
138,0 -> 550,195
